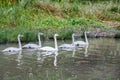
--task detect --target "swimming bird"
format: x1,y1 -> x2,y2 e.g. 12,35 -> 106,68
74,32 -> 89,48
22,32 -> 43,49
2,34 -> 23,52
59,33 -> 75,51
38,34 -> 59,53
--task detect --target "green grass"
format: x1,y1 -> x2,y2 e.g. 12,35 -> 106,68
0,0 -> 119,42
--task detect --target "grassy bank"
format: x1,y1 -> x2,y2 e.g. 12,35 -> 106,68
0,0 -> 120,43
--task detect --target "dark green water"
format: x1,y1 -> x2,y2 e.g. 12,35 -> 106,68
0,39 -> 120,80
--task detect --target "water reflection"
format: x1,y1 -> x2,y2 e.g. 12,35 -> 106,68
84,46 -> 89,57
36,51 -> 46,67
28,67 -> 33,80
72,46 -> 89,57
16,51 -> 22,66
23,49 -> 37,55
37,51 -> 58,67
37,52 -> 44,61
54,51 -> 58,66
72,48 -> 76,57
0,39 -> 120,80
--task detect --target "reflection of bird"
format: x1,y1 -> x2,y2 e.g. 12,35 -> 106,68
59,33 -> 75,51
72,46 -> 89,57
16,51 -> 22,66
37,51 -> 58,67
37,52 -> 45,62
38,34 -> 59,53
54,51 -> 58,66
84,46 -> 89,57
74,32 -> 89,48
72,48 -> 76,57
23,32 -> 43,49
37,52 -> 42,61
2,34 -> 23,52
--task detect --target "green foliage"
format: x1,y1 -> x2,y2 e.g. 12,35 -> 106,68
114,26 -> 120,30
109,6 -> 120,13
0,30 -> 8,43
22,31 -> 37,42
0,0 -> 119,42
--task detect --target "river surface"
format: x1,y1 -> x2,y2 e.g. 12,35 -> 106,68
0,38 -> 120,80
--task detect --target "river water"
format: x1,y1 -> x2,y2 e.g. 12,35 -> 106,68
0,38 -> 120,80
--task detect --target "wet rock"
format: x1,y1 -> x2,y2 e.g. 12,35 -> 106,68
115,32 -> 120,38
87,31 -> 106,38
87,30 -> 120,38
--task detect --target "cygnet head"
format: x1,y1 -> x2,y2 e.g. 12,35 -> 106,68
38,32 -> 43,35
18,34 -> 23,37
72,33 -> 75,36
55,34 -> 59,36
85,31 -> 90,34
